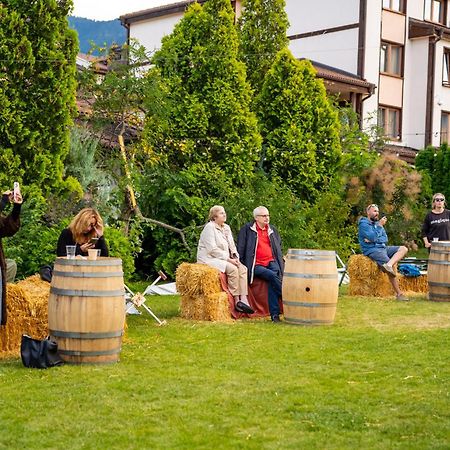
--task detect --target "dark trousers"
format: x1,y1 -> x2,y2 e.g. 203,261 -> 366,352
254,261 -> 282,317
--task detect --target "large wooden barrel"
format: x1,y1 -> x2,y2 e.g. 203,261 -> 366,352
48,257 -> 125,364
428,241 -> 450,302
282,249 -> 338,325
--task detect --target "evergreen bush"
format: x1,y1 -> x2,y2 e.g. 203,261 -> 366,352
415,143 -> 450,201
238,0 -> 289,94
257,49 -> 342,201
0,0 -> 78,196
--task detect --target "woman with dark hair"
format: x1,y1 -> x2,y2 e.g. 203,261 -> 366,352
56,208 -> 109,257
422,193 -> 450,249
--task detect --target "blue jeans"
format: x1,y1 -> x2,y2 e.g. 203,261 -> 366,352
254,261 -> 282,317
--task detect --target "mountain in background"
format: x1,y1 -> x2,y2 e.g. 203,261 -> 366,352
68,16 -> 127,54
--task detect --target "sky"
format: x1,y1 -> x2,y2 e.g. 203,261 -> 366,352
72,0 -> 173,20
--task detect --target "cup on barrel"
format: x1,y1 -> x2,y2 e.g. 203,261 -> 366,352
66,245 -> 76,259
88,249 -> 98,261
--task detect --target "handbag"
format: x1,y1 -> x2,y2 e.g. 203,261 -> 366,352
39,264 -> 53,282
20,335 -> 64,369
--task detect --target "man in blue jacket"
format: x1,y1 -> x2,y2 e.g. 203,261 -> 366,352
358,204 -> 408,301
237,206 -> 284,322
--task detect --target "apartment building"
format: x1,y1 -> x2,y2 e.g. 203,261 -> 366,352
289,0 -> 450,152
121,0 -> 450,153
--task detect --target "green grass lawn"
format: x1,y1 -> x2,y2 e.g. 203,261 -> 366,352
0,288 -> 449,449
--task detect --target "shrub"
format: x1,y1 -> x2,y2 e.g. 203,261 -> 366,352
104,224 -> 140,279
4,197 -> 66,278
415,143 -> 450,201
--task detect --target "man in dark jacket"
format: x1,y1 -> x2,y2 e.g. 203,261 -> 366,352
0,188 -> 22,325
237,206 -> 284,322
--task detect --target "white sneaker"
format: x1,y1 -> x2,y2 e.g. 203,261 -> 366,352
382,263 -> 396,277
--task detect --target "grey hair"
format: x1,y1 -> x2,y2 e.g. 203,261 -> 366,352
253,206 -> 268,218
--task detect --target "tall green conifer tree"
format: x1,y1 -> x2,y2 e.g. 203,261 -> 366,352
258,49 -> 342,200
0,0 -> 78,193
147,0 -> 261,186
238,0 -> 289,94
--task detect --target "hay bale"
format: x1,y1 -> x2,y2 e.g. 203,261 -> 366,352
180,292 -> 232,323
0,275 -> 50,356
177,263 -> 232,322
180,295 -> 206,321
176,263 -> 221,297
348,254 -> 394,297
15,275 -> 50,318
348,255 -> 429,297
399,274 -> 428,294
203,292 -> 232,322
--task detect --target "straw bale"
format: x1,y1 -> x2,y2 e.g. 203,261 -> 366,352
180,292 -> 232,323
0,275 -> 50,356
348,255 -> 429,297
180,295 -> 207,320
203,292 -> 232,322
399,274 -> 428,294
176,263 -> 221,297
176,263 -> 234,322
348,255 -> 393,297
15,275 -> 50,317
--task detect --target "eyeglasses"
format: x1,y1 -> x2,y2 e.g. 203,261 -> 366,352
434,198 -> 445,202
257,215 -> 270,218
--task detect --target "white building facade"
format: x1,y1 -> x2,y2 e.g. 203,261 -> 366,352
121,0 -> 450,151
288,0 -> 450,151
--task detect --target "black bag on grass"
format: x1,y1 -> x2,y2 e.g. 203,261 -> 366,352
20,335 -> 63,369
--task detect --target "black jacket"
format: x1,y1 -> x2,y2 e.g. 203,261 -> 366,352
0,197 -> 21,325
237,222 -> 284,284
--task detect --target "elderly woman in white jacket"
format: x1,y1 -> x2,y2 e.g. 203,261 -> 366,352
197,205 -> 254,314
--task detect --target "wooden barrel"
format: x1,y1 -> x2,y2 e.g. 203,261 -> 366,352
427,241 -> 450,302
48,257 -> 125,364
282,249 -> 338,325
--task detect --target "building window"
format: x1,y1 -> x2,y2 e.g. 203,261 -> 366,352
380,42 -> 403,76
378,106 -> 401,139
444,49 -> 450,86
382,0 -> 406,13
441,112 -> 450,143
424,0 -> 445,24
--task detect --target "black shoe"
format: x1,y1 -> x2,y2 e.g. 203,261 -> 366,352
235,301 -> 254,314
271,315 -> 281,323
